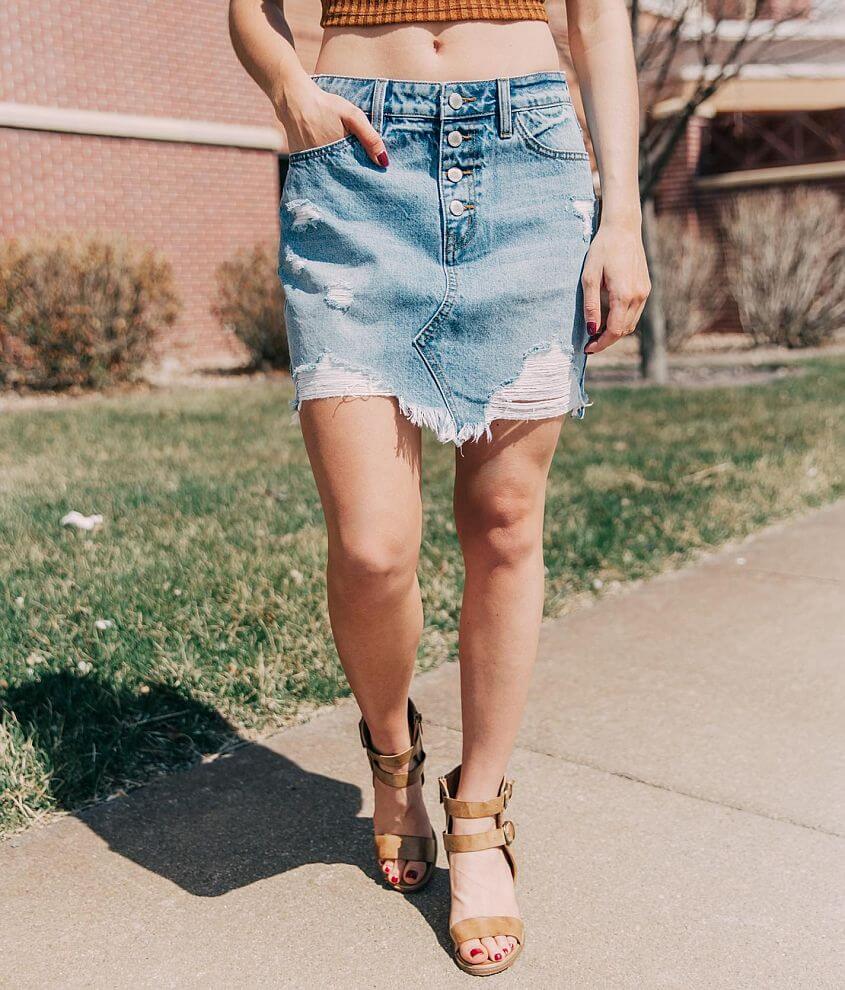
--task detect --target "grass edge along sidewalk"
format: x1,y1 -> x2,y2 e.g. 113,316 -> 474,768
1,357 -> 843,835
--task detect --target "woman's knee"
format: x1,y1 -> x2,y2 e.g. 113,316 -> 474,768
455,486 -> 543,565
329,527 -> 420,587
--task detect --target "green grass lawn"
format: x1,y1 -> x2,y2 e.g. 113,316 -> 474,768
2,359 -> 843,834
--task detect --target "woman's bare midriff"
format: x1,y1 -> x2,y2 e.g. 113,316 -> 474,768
315,20 -> 561,81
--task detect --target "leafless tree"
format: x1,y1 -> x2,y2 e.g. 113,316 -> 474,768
631,0 -> 828,380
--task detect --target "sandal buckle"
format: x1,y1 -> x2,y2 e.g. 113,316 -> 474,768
502,779 -> 514,806
502,820 -> 516,845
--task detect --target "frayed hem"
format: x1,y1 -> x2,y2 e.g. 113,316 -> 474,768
289,390 -> 590,446
398,395 -> 591,446
289,343 -> 592,445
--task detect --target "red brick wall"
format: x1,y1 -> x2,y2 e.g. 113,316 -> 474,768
1,0 -> 285,370
0,0 -> 275,127
1,129 -> 280,368
654,119 -> 845,331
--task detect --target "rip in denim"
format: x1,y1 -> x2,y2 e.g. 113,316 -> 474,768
286,198 -> 322,230
571,199 -> 595,241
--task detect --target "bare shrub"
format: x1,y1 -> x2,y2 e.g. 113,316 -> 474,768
0,234 -> 180,391
212,243 -> 288,369
651,214 -> 723,351
721,188 -> 845,348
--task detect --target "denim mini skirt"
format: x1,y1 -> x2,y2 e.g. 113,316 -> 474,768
279,71 -> 596,445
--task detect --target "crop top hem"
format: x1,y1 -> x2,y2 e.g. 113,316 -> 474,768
320,0 -> 548,29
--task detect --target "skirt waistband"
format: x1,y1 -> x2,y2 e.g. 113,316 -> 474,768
311,71 -> 571,121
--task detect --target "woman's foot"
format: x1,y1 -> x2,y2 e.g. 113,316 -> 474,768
448,814 -> 521,965
372,751 -> 432,887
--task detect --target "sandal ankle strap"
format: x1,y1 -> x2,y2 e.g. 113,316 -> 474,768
438,769 -> 514,817
439,784 -> 512,819
359,699 -> 426,789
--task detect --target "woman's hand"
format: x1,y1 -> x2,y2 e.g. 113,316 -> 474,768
274,76 -> 389,167
582,218 -> 651,354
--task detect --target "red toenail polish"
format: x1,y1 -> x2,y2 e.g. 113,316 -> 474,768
406,870 -> 417,880
494,953 -> 502,961
470,949 -> 483,957
390,876 -> 398,884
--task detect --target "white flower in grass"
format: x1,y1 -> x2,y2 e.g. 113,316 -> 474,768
77,660 -> 93,674
14,596 -> 25,608
592,578 -> 604,591
94,619 -> 114,631
60,511 -> 104,531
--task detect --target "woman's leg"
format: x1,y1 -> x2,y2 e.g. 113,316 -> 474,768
299,396 -> 430,886
449,417 -> 564,964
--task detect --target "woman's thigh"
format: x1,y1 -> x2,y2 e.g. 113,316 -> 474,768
298,396 -> 424,555
453,418 -> 563,522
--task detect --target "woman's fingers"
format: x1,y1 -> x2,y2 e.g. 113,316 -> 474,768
342,106 -> 389,167
585,291 -> 644,354
581,261 -> 602,340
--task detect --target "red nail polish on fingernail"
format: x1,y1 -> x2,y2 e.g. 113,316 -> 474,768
405,870 -> 418,880
470,949 -> 483,958
587,321 -> 599,336
377,151 -> 389,167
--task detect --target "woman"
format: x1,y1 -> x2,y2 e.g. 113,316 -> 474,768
230,0 -> 648,975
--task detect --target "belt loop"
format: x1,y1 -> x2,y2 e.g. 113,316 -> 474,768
371,78 -> 388,135
496,77 -> 512,139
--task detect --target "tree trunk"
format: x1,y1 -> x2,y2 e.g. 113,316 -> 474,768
639,197 -> 668,384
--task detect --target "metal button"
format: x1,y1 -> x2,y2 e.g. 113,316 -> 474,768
447,130 -> 463,148
449,200 -> 465,217
448,92 -> 464,110
447,166 -> 463,183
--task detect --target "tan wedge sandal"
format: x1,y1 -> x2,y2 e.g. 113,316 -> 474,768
439,765 -> 524,976
359,699 -> 437,893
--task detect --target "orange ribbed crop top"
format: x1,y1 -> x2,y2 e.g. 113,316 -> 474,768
320,0 -> 548,28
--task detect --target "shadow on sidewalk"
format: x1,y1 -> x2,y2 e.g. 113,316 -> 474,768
4,673 -> 451,949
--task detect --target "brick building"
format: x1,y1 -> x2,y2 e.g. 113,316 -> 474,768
4,1 -> 840,364
1,0 -> 322,370
648,2 -> 845,326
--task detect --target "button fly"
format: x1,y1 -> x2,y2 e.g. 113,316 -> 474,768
447,166 -> 463,183
449,200 -> 466,217
447,131 -> 463,148
448,92 -> 464,110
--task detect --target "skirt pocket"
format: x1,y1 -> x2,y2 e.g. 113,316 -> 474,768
513,103 -> 589,161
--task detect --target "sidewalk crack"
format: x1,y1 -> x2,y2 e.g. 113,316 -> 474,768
426,719 -> 843,839
741,565 -> 843,586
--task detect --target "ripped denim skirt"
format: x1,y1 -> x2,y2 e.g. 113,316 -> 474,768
278,71 -> 597,445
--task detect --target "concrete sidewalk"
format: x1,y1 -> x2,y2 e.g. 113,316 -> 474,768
3,504 -> 844,989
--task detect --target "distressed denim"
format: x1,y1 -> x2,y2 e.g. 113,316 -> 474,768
279,71 -> 597,445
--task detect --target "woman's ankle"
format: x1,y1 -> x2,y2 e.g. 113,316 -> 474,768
454,765 -> 509,804
365,711 -> 413,756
